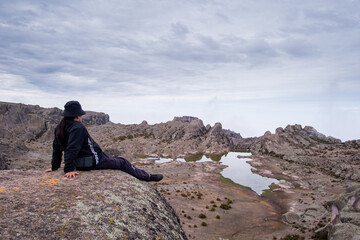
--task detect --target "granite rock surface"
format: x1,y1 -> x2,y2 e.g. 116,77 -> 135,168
0,170 -> 187,240
251,124 -> 360,181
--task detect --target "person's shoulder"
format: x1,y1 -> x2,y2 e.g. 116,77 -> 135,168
68,121 -> 86,131
73,121 -> 84,126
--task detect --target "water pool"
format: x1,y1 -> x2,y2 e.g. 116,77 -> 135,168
149,152 -> 279,195
219,152 -> 279,195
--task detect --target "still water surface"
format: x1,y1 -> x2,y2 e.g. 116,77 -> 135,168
150,152 -> 279,195
220,152 -> 279,195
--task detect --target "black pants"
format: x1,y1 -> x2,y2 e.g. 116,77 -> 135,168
94,153 -> 150,181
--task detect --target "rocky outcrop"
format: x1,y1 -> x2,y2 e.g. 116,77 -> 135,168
0,102 -> 108,169
0,102 -> 109,143
0,170 -> 187,240
0,103 -> 243,169
231,137 -> 258,151
282,204 -> 328,232
251,124 -> 360,181
88,116 -> 240,159
322,185 -> 360,240
283,185 -> 360,240
82,110 -> 110,126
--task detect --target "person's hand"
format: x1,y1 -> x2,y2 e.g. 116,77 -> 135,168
64,171 -> 80,178
45,168 -> 52,173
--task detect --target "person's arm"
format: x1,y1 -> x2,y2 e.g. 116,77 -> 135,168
51,132 -> 63,171
63,124 -> 84,174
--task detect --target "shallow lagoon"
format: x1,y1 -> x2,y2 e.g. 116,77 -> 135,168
150,152 -> 279,195
220,152 -> 279,195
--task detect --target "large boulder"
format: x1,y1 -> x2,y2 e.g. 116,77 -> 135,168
311,185 -> 360,240
282,204 -> 328,229
281,211 -> 302,225
0,170 -> 187,240
328,223 -> 360,240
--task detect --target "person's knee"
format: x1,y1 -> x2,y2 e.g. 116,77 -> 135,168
115,157 -> 126,170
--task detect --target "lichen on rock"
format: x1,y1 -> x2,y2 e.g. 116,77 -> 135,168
0,170 -> 187,240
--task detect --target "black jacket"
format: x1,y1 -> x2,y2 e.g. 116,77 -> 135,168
52,120 -> 102,173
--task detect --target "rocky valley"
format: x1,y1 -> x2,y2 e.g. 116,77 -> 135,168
0,101 -> 359,240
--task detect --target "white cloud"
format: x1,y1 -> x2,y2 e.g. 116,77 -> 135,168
0,71 -> 37,90
51,73 -> 98,87
0,0 -> 359,140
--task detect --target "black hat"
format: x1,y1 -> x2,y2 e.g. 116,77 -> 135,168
62,101 -> 86,117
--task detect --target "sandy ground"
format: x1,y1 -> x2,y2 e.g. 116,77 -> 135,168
138,159 -> 299,240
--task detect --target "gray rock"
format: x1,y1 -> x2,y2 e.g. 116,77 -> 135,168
223,129 -> 242,139
173,116 -> 199,123
250,124 -> 360,181
315,223 -> 332,239
88,116 -> 237,159
340,212 -> 360,226
328,186 -> 360,211
328,223 -> 360,240
302,204 -> 327,222
0,101 -> 109,143
282,211 -> 301,225
303,126 -> 341,143
184,118 -> 205,140
209,122 -> 223,136
82,110 -> 110,125
313,186 -> 360,239
0,170 -> 187,240
232,137 -> 257,151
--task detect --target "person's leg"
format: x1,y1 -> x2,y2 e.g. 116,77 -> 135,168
94,153 -> 152,181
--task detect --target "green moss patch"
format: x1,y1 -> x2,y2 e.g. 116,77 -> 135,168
220,175 -> 251,190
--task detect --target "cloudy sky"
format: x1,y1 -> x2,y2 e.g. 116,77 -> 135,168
1,0 -> 359,140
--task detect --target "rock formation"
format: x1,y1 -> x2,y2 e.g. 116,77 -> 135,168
0,102 -> 110,170
2,101 -> 360,239
0,102 -> 109,143
0,102 -> 243,169
321,185 -> 360,240
282,185 -> 360,240
0,170 -> 187,240
231,136 -> 258,151
88,116 -> 239,159
248,124 -> 360,239
250,124 -> 360,181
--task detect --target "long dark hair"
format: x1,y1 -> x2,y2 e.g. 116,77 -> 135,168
56,117 -> 75,151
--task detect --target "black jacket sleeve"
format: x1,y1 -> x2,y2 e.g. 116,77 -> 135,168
63,124 -> 85,173
51,129 -> 62,171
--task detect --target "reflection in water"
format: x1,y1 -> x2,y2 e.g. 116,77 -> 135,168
185,153 -> 223,162
220,152 -> 279,195
149,152 -> 278,195
147,157 -> 185,164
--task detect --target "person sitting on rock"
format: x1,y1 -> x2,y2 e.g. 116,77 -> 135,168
45,100 -> 163,182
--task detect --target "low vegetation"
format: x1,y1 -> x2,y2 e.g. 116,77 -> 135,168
198,213 -> 206,219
